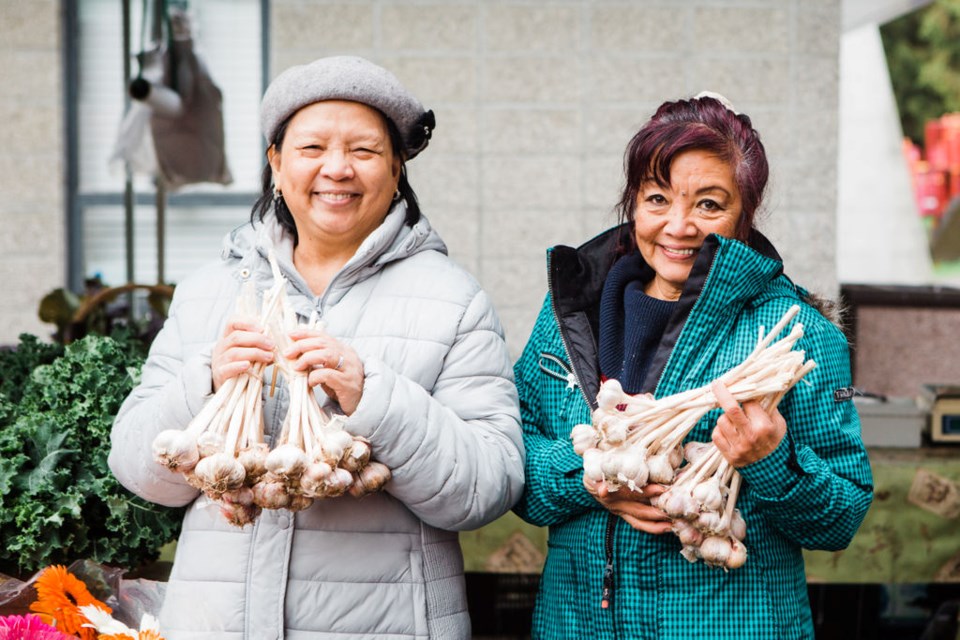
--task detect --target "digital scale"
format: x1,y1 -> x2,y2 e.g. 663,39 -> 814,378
923,386 -> 960,444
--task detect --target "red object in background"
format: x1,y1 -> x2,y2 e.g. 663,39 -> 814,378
914,161 -> 949,217
943,114 -> 960,172
926,119 -> 949,170
903,137 -> 922,173
949,170 -> 960,202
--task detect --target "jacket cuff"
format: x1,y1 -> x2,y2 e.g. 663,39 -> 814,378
736,432 -> 820,501
345,357 -> 392,439
182,354 -> 214,417
549,442 -> 597,510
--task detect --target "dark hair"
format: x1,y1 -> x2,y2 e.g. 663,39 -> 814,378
615,95 -> 769,244
250,109 -> 422,243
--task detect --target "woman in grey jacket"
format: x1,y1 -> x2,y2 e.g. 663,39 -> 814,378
109,56 -> 524,640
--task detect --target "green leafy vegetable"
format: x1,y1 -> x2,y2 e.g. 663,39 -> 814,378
0,333 -> 182,576
0,334 -> 63,404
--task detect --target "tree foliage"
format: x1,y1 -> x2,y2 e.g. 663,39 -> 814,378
881,0 -> 960,144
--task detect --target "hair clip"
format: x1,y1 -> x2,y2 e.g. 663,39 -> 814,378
693,90 -> 739,115
408,109 -> 436,151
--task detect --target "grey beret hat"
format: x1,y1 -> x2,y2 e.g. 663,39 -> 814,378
260,55 -> 435,159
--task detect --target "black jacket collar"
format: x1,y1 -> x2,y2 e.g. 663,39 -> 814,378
548,225 -> 783,406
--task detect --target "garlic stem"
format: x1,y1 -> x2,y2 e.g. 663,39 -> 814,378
717,471 -> 743,532
185,376 -> 239,437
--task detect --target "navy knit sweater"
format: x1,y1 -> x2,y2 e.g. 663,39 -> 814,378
598,252 -> 676,394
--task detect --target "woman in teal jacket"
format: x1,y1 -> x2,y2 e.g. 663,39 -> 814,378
513,93 -> 873,639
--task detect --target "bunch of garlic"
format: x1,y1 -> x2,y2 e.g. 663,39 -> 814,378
251,295 -> 391,512
656,441 -> 748,569
152,253 -> 391,527
152,276 -> 285,526
572,305 -> 815,569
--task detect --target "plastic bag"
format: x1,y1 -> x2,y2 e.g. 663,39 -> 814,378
0,560 -> 166,629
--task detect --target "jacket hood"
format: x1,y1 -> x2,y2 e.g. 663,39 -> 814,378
221,201 -> 447,309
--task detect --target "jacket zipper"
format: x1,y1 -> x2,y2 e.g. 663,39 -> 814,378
601,514 -> 616,610
546,252 -> 618,633
547,235 -> 723,638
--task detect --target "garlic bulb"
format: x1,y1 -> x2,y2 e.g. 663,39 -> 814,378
251,475 -> 292,510
287,494 -> 314,512
696,510 -> 723,534
320,429 -> 355,467
350,461 -> 392,497
582,448 -> 605,483
730,509 -> 747,542
699,536 -> 732,568
726,539 -> 748,569
571,423 -> 599,456
220,502 -> 260,527
237,444 -> 268,483
647,453 -> 676,484
617,450 -> 649,491
692,477 -> 723,512
672,520 -> 704,547
596,379 -> 624,411
194,453 -> 246,498
265,444 -> 308,480
340,438 -> 371,472
197,432 -> 225,458
152,429 -> 199,471
299,461 -> 334,498
600,448 -> 623,478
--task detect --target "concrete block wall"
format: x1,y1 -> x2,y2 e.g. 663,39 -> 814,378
0,0 -> 843,353
271,0 -> 842,357
0,0 -> 64,344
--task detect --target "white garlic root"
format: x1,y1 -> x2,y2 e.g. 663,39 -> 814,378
572,305 -> 815,569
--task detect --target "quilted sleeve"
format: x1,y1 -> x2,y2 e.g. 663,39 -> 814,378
344,287 -> 525,532
108,280 -> 225,508
512,295 -> 600,527
736,308 -> 874,550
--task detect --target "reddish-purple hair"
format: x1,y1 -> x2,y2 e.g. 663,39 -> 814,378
615,95 -> 769,243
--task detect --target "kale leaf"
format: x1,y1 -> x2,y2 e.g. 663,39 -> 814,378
0,333 -> 183,576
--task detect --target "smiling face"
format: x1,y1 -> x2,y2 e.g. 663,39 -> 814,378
268,100 -> 401,255
634,149 -> 742,301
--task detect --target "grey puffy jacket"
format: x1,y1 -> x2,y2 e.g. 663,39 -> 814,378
109,205 -> 525,639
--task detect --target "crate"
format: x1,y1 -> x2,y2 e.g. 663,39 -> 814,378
855,397 -> 925,448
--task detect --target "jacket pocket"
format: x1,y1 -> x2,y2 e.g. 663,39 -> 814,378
537,352 -> 581,424
533,545 -> 583,637
657,546 -> 782,639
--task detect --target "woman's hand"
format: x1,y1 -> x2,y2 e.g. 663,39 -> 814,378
711,380 -> 786,467
284,328 -> 365,415
584,477 -> 673,534
211,318 -> 275,391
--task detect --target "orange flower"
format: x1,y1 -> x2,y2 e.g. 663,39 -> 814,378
29,565 -> 111,640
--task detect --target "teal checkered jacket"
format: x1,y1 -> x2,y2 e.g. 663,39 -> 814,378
513,226 -> 873,640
